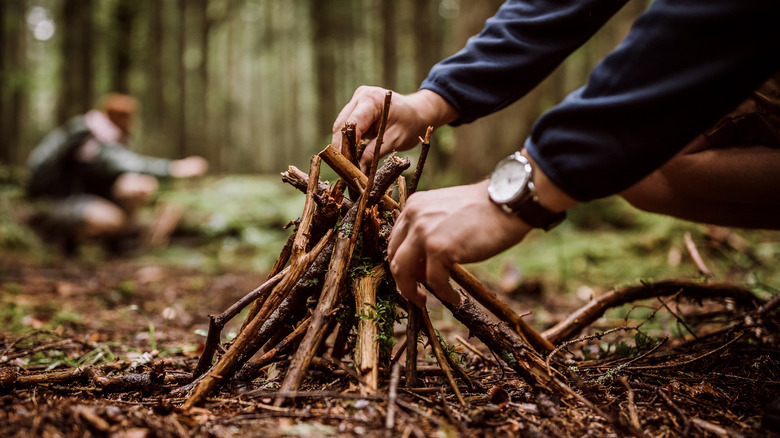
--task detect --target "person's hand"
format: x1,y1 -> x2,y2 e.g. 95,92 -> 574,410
170,156 -> 208,178
387,179 -> 533,308
331,87 -> 458,172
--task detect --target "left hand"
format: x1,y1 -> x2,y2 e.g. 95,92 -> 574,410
387,179 -> 532,308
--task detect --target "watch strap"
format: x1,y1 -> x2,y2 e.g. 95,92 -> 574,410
503,187 -> 567,231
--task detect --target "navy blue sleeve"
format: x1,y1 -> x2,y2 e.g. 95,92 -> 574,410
525,0 -> 780,200
420,0 -> 629,124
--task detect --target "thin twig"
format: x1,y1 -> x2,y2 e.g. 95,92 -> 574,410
656,292 -> 699,340
385,362 -> 401,438
627,331 -> 743,371
620,377 -> 642,431
657,387 -> 691,436
420,306 -> 466,406
408,126 -> 433,195
684,232 -> 714,280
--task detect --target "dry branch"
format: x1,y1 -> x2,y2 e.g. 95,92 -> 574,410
432,288 -> 565,393
183,227 -> 333,408
449,264 -> 554,353
420,304 -> 465,406
542,280 -> 761,344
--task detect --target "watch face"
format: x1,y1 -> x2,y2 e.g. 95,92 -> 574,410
488,154 -> 531,204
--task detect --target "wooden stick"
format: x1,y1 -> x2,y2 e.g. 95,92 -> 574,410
420,306 -> 466,406
405,306 -> 421,388
684,231 -> 714,280
182,228 -> 333,409
408,125 -> 432,195
397,176 -> 407,211
245,316 -> 311,371
430,287 -> 565,394
542,280 -> 761,345
319,144 -> 399,211
341,122 -> 358,166
449,263 -> 554,353
353,263 -> 386,395
384,362 -> 401,438
192,265 -> 290,378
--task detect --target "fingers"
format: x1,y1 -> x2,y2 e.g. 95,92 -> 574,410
331,86 -> 386,151
424,254 -> 461,305
388,202 -> 461,308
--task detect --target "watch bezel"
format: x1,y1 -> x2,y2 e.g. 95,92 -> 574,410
487,151 -> 567,231
487,152 -> 533,205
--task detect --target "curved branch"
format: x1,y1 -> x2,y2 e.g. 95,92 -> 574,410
542,280 -> 762,345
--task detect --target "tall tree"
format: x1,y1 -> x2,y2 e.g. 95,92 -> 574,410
58,0 -> 94,123
192,0 -> 214,163
380,0 -> 397,90
0,0 -> 9,164
1,0 -> 30,164
110,0 -> 139,93
176,0 -> 187,157
412,0 -> 443,85
146,1 -> 165,134
309,0 -> 351,140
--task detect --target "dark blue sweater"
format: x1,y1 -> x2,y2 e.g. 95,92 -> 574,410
421,0 -> 780,201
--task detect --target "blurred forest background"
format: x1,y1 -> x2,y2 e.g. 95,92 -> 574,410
0,0 -> 647,180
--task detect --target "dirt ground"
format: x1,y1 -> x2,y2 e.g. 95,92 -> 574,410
2,251 -> 780,437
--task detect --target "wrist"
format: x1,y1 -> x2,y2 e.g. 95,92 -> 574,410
410,89 -> 459,128
519,150 -> 577,214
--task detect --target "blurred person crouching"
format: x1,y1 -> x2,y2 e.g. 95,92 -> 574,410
26,93 -> 208,254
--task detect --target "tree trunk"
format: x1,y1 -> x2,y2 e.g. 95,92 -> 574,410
309,0 -> 353,141
1,0 -> 30,165
145,0 -> 165,137
111,0 -> 137,93
380,0 -> 397,90
58,0 -> 94,123
175,0 -> 187,158
411,0 -> 441,85
196,0 -> 212,164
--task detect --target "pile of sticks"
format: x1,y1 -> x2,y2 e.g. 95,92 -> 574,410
179,92 -> 568,409
178,91 -> 764,412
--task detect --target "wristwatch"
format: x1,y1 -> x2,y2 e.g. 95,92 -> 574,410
487,152 -> 566,231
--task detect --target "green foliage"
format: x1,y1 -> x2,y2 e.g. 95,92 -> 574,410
349,257 -> 376,279
0,301 -> 29,333
436,330 -> 464,367
51,309 -> 83,328
500,350 -> 517,367
0,170 -> 44,252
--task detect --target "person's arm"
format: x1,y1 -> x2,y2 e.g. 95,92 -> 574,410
90,144 -> 172,178
333,0 -> 628,168
421,0 -> 629,125
526,0 -> 780,202
89,144 -> 207,180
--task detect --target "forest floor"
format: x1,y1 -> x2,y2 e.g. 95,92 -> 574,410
2,172 -> 780,437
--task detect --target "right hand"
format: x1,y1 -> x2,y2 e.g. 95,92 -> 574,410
331,87 -> 458,172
